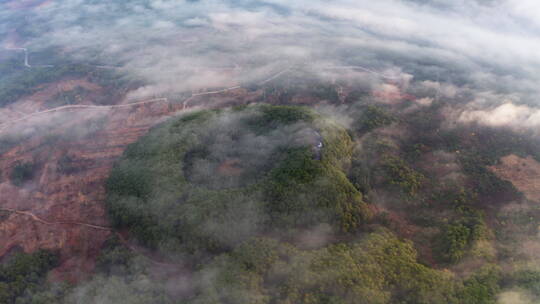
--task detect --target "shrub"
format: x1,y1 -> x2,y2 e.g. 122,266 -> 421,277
436,208 -> 488,264
457,265 -> 501,304
0,250 -> 60,303
11,161 -> 36,186
46,86 -> 89,107
356,105 -> 396,133
57,155 -> 79,175
381,155 -> 425,196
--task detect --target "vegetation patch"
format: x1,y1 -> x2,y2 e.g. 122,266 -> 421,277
489,154 -> 540,202
11,161 -> 37,186
0,250 -> 60,304
192,231 -> 499,304
355,105 -> 396,134
46,86 -> 90,107
381,155 -> 425,197
105,104 -> 372,256
0,62 -> 135,107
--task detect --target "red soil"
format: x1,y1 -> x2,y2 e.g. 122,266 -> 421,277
0,78 -> 263,282
217,159 -> 243,176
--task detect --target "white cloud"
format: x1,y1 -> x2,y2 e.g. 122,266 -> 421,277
459,102 -> 540,131
2,0 -> 540,117
498,290 -> 534,304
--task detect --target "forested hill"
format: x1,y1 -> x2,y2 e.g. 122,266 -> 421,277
2,0 -> 540,303
3,99 -> 539,303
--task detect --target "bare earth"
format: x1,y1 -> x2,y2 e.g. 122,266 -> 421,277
489,154 -> 540,202
0,77 -> 260,281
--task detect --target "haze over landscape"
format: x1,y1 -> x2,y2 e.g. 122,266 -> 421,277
1,0 -> 540,303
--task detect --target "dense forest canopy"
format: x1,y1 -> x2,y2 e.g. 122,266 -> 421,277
105,105 -> 371,257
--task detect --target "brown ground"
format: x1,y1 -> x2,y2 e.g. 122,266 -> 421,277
0,78 -> 261,281
0,78 -> 103,123
217,159 -> 243,176
489,154 -> 540,202
417,150 -> 466,186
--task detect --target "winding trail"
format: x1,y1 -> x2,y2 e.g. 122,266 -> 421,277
0,86 -> 251,132
182,85 -> 242,109
0,64 -> 402,132
0,63 -> 410,269
192,86 -> 242,96
258,68 -> 291,85
0,98 -> 169,133
0,207 -> 179,266
323,65 -> 403,80
4,47 -> 54,68
0,208 -> 111,231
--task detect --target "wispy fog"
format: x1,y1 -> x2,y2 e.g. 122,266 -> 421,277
1,0 -> 539,102
3,1 -> 540,303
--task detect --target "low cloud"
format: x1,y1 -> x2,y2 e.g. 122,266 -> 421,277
458,103 -> 540,132
498,290 -> 535,304
1,0 -> 540,103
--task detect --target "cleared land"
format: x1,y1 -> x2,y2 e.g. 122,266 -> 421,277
489,154 -> 540,202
